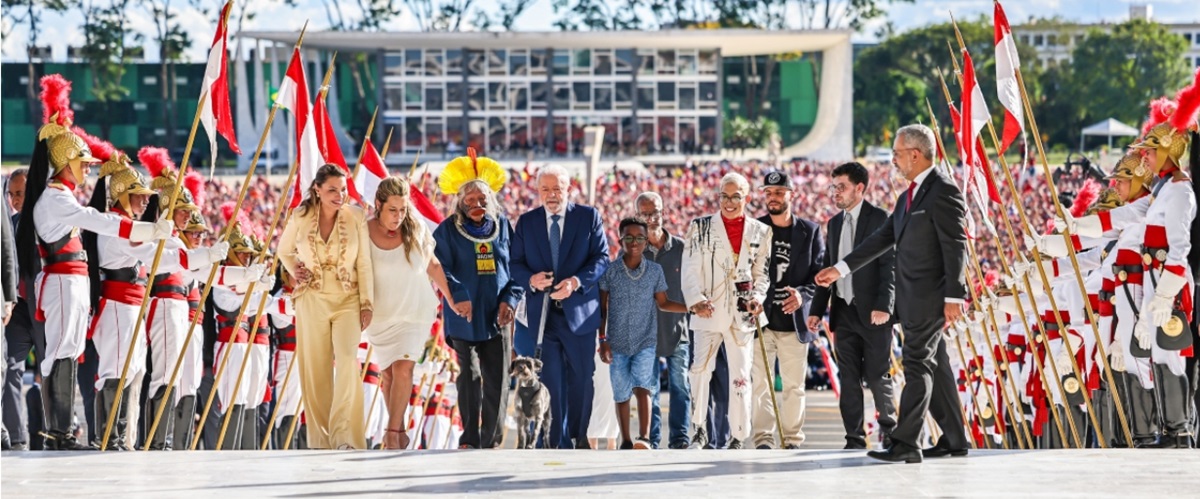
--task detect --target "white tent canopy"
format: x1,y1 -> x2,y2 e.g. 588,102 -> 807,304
1079,118 -> 1140,150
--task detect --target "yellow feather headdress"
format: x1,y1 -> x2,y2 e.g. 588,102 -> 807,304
438,147 -> 507,195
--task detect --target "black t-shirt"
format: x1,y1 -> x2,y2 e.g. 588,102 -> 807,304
766,222 -> 795,331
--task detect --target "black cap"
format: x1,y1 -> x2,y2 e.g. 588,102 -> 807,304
761,171 -> 793,190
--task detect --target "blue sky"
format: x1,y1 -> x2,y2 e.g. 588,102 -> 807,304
3,0 -> 1198,63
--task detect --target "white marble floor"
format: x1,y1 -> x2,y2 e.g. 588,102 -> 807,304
3,448 -> 1199,498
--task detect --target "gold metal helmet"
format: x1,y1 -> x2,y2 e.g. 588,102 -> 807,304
39,113 -> 100,183
226,223 -> 257,266
1087,188 -> 1125,216
1130,122 -> 1189,173
149,171 -> 199,214
99,152 -> 155,215
1106,153 -> 1153,197
183,208 -> 209,232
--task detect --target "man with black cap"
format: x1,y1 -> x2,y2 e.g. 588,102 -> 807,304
750,170 -> 824,449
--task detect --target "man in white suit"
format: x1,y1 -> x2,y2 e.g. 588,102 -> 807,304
682,172 -> 772,449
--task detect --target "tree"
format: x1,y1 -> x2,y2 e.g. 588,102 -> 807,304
141,0 -> 207,150
850,18 -> 1042,151
794,0 -> 914,36
3,0 -> 76,124
550,0 -> 644,31
80,0 -> 138,139
1045,19 -> 1191,149
472,0 -> 535,31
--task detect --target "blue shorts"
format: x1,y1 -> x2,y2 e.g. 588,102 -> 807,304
610,347 -> 657,403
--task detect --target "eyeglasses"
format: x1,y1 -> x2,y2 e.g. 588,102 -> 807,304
621,236 -> 648,244
892,147 -> 918,155
638,210 -> 662,221
719,194 -> 745,203
826,184 -> 851,193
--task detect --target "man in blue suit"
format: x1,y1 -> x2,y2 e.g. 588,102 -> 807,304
512,165 -> 610,449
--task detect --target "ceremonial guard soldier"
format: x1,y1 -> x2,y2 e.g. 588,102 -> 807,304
269,270 -> 303,449
139,147 -> 230,449
15,75 -> 171,449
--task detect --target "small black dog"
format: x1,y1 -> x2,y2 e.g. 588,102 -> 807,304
510,356 -> 552,449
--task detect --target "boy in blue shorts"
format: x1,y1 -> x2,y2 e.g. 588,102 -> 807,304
600,218 -> 688,449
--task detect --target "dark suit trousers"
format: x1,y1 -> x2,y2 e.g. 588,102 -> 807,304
449,333 -> 508,449
832,299 -> 896,446
540,308 -> 596,448
4,297 -> 40,446
705,345 -> 730,448
894,315 -> 968,450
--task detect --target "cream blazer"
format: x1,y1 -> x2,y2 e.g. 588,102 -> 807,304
681,214 -> 772,333
278,204 -> 374,311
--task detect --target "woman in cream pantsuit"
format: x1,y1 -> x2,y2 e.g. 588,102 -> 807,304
278,164 -> 374,450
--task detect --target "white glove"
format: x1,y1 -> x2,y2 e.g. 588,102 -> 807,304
258,273 -> 276,290
1104,338 -> 1123,371
206,241 -> 230,264
1001,273 -> 1018,291
1053,350 -> 1074,375
127,217 -> 175,242
1023,234 -> 1043,254
1054,212 -> 1103,238
1012,258 -> 1032,282
1143,270 -> 1188,327
1134,315 -> 1154,351
977,290 -> 996,312
246,263 -> 268,283
1038,234 -> 1071,258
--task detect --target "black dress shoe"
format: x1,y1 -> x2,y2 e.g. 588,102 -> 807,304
922,444 -> 969,458
843,442 -> 867,450
575,439 -> 592,450
867,443 -> 922,464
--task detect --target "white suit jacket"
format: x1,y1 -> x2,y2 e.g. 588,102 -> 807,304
681,214 -> 771,333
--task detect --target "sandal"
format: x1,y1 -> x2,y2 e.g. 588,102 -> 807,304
384,429 -> 409,450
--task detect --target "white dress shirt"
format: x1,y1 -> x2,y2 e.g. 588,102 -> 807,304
833,166 -> 964,305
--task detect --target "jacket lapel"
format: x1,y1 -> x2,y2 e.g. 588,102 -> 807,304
529,207 -> 552,269
711,214 -> 735,268
897,170 -> 937,240
556,203 -> 578,270
854,202 -> 873,245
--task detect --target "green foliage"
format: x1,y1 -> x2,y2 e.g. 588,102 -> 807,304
81,0 -> 136,105
851,17 -> 1042,150
724,115 -> 779,152
1039,19 -> 1191,147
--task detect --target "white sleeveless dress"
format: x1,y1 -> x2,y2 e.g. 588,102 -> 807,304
364,224 -> 439,367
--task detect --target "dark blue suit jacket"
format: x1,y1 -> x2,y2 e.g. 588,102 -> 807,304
511,203 -> 610,335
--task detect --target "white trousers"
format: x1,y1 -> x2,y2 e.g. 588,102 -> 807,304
92,299 -> 147,391
178,313 -> 204,398
363,382 -> 388,444
147,297 -> 188,394
1114,283 -> 1157,389
248,343 -> 270,407
34,273 -> 89,376
214,341 -> 251,410
273,350 -> 303,418
750,328 -> 809,447
690,328 -> 754,441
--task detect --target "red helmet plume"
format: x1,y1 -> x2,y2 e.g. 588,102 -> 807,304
39,74 -> 74,126
1143,97 -> 1177,137
183,171 -> 206,209
137,146 -> 175,180
71,126 -> 114,163
1169,67 -> 1200,133
1071,179 -> 1100,219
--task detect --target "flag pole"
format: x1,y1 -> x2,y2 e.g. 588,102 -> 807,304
96,90 -> 208,451
351,106 -> 380,180
949,14 -> 1132,447
260,340 -> 299,449
212,158 -> 300,450
930,97 -> 1033,449
936,60 -> 1079,448
142,21 -> 310,450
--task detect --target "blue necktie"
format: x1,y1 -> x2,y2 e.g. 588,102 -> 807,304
549,214 -> 561,272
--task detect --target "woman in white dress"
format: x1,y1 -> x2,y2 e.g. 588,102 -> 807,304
365,176 -> 453,449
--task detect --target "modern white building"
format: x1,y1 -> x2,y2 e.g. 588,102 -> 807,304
1013,4 -> 1200,69
240,29 -> 855,163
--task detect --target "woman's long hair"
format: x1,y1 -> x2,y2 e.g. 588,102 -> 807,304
297,163 -> 347,218
374,176 -> 424,263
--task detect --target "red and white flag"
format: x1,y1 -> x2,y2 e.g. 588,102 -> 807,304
960,49 -> 1003,204
275,48 -> 323,209
312,89 -> 363,204
994,1 -> 1025,154
200,0 -> 241,171
948,103 -> 996,238
354,140 -> 444,231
